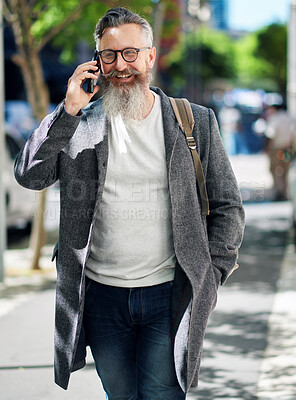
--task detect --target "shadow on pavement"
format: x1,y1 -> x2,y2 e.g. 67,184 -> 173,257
188,202 -> 291,399
0,362 -> 95,371
0,278 -> 56,300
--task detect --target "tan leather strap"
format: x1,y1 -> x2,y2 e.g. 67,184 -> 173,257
169,97 -> 210,216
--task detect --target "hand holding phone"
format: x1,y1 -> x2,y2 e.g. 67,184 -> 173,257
65,52 -> 101,116
87,50 -> 100,93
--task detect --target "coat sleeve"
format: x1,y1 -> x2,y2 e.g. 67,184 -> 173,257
205,108 -> 245,284
14,102 -> 82,191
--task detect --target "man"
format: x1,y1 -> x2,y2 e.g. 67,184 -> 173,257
15,7 -> 245,400
265,104 -> 296,201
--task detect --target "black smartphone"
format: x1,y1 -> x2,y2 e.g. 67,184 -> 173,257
87,50 -> 100,93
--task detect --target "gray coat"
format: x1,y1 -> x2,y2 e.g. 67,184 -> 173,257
14,87 -> 244,392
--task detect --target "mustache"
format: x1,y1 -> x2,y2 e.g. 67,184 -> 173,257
101,68 -> 143,78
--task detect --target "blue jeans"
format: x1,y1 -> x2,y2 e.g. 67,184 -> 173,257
83,278 -> 185,400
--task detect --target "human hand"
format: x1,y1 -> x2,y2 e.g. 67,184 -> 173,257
64,61 -> 100,116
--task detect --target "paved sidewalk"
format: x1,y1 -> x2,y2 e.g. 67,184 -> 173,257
230,153 -> 273,189
256,239 -> 296,399
0,245 -> 56,301
229,153 -> 274,202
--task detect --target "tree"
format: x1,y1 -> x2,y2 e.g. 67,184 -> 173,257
166,22 -> 288,101
233,32 -> 274,91
166,27 -> 235,101
233,24 -> 287,94
3,0 -> 153,269
255,24 -> 287,95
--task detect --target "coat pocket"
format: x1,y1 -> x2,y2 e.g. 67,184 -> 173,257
209,264 -> 222,311
211,264 -> 222,288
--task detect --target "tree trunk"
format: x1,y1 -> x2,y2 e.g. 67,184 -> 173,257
13,51 -> 49,269
15,52 -> 49,269
29,190 -> 47,270
9,0 -> 50,269
12,49 -> 50,121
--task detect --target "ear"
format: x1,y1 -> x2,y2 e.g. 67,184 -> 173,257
147,47 -> 156,69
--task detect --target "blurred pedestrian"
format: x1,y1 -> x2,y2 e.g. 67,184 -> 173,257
218,104 -> 244,155
265,104 -> 296,200
14,7 -> 245,399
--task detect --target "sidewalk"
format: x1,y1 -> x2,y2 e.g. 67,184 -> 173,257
230,153 -> 274,202
0,245 -> 56,298
257,239 -> 296,399
231,154 -> 296,398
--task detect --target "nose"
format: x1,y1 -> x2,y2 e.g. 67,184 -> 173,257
113,52 -> 128,71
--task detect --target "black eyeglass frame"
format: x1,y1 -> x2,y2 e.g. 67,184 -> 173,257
98,47 -> 151,64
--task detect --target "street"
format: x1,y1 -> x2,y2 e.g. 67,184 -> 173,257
1,155 -> 296,399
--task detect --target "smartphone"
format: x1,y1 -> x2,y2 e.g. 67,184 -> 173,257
87,50 -> 100,93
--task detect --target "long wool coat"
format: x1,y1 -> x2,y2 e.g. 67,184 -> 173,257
15,87 -> 245,392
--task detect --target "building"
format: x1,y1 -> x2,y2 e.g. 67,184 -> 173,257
208,0 -> 228,30
184,0 -> 228,31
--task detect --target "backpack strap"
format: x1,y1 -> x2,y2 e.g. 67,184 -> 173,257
169,97 -> 210,216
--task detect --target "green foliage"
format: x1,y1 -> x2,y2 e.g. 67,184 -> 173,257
255,24 -> 287,92
166,22 -> 287,96
255,24 -> 287,67
31,0 -> 84,40
233,23 -> 287,93
50,1 -> 110,63
167,27 -> 235,94
233,33 -> 273,89
29,0 -> 154,63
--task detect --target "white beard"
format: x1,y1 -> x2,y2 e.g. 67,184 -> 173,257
101,69 -> 152,123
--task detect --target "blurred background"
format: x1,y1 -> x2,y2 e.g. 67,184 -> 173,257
1,1 -> 296,399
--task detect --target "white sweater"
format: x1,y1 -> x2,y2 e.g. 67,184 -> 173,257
86,92 -> 176,287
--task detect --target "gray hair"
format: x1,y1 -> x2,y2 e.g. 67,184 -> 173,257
94,7 -> 153,49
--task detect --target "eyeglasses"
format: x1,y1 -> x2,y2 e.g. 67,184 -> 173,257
98,47 -> 150,64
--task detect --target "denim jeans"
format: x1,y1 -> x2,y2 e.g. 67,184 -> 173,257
83,278 -> 186,400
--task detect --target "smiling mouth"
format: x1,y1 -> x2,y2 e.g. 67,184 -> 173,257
115,74 -> 133,79
102,68 -> 141,80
